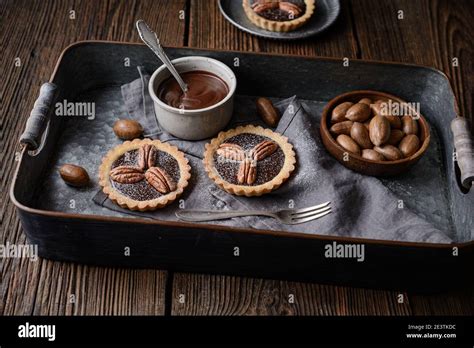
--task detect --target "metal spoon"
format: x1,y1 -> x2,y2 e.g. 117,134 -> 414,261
136,19 -> 188,93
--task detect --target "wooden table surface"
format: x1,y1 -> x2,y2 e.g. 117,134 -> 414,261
1,0 -> 473,316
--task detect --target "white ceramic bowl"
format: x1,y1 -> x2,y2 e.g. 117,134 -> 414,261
149,56 -> 237,140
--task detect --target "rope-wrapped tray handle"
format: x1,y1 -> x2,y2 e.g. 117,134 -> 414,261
19,82 -> 57,150
451,117 -> 474,190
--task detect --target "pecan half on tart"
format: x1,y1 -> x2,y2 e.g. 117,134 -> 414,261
242,0 -> 316,32
203,125 -> 296,196
99,139 -> 191,211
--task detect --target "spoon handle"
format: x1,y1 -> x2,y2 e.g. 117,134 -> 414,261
136,19 -> 188,93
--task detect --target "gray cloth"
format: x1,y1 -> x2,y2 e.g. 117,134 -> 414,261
121,66 -> 161,138
94,67 -> 452,244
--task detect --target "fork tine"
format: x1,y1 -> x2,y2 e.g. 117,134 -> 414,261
292,201 -> 330,214
291,204 -> 331,218
290,209 -> 332,224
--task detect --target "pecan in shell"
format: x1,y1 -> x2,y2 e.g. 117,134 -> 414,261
145,166 -> 177,194
110,166 -> 144,184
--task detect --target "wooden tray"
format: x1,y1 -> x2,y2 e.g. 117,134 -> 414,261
10,41 -> 474,291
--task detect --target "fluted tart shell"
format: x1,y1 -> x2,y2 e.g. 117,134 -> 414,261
203,125 -> 296,197
99,138 -> 191,211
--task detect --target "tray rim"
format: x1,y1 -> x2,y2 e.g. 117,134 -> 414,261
10,39 -> 473,249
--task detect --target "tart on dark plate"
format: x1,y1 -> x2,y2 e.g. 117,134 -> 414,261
203,125 -> 296,196
99,139 -> 191,211
242,0 -> 316,32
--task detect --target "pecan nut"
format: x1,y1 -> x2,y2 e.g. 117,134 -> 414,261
237,158 -> 257,185
110,166 -> 144,184
145,166 -> 177,194
138,144 -> 156,170
250,140 -> 278,161
279,2 -> 302,17
251,1 -> 279,12
216,143 -> 245,161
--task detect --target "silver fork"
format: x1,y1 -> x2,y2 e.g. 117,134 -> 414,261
175,201 -> 331,225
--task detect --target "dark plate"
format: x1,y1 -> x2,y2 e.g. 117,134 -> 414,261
218,0 -> 341,40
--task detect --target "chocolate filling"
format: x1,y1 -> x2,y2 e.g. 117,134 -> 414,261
257,7 -> 304,21
214,133 -> 285,186
111,149 -> 180,201
252,1 -> 306,22
157,70 -> 229,110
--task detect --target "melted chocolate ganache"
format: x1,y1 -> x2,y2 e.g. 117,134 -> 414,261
157,70 -> 229,110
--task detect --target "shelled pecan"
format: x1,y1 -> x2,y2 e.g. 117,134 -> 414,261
138,144 -> 156,170
251,1 -> 279,12
278,2 -> 302,16
145,166 -> 177,194
237,158 -> 257,185
110,166 -> 145,184
250,140 -> 278,161
217,143 -> 245,161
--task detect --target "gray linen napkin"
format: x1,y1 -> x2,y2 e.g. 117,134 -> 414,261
93,67 -> 452,243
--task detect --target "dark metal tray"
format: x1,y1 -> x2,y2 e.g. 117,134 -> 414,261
10,41 -> 474,291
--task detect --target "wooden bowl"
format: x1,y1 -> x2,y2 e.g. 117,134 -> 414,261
320,90 -> 431,176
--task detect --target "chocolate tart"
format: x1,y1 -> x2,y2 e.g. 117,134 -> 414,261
99,139 -> 191,211
242,0 -> 316,32
203,125 -> 296,196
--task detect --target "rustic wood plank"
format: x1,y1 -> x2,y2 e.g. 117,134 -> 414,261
349,0 -> 440,65
1,255 -> 167,315
426,0 -> 474,128
410,287 -> 474,316
19,261 -> 168,316
171,273 -> 411,315
0,226 -> 43,315
1,0 -> 187,315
